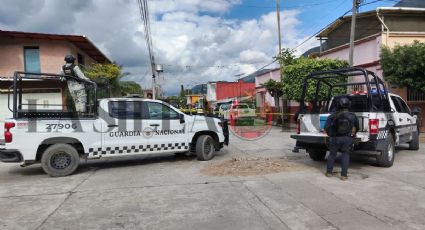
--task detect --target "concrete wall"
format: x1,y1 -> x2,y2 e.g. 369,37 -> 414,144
255,69 -> 281,87
322,35 -> 382,67
0,37 -> 95,78
215,81 -> 255,101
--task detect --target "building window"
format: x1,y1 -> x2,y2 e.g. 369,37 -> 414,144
24,47 -> 41,73
77,53 -> 85,66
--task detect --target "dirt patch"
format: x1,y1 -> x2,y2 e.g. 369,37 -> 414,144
201,157 -> 307,176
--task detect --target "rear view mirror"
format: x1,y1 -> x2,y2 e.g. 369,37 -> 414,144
179,114 -> 185,124
412,107 -> 421,116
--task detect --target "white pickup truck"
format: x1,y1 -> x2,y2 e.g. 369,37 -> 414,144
222,102 -> 256,125
291,68 -> 420,167
0,72 -> 229,177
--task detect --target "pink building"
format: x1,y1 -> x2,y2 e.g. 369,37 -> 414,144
255,68 -> 281,107
0,30 -> 110,135
316,5 -> 425,131
255,68 -> 299,124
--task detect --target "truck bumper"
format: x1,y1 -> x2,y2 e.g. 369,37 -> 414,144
291,134 -> 379,153
291,135 -> 328,150
222,120 -> 229,145
0,149 -> 23,163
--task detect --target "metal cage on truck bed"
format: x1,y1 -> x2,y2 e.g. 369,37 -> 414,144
8,71 -> 97,119
299,68 -> 391,114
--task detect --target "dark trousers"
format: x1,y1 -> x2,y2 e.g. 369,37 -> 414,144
327,136 -> 353,177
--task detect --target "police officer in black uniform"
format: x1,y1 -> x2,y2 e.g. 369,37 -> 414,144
324,97 -> 359,180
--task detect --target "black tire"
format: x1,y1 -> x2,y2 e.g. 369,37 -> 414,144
409,131 -> 419,151
307,149 -> 327,161
196,135 -> 216,161
41,144 -> 80,177
376,133 -> 395,167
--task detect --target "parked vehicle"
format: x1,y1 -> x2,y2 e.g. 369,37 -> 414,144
0,72 -> 229,177
291,68 -> 420,167
219,102 -> 256,125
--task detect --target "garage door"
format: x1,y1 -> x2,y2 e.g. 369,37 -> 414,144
0,92 -> 62,139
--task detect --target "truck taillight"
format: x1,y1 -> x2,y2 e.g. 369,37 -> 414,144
296,119 -> 300,134
369,119 -> 379,135
4,122 -> 15,143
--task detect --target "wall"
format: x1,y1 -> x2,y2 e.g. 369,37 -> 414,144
0,37 -> 96,78
325,16 -> 381,50
255,69 -> 281,87
206,83 -> 217,101
216,81 -> 255,101
321,35 -> 382,67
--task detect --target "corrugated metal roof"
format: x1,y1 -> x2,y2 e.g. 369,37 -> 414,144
0,30 -> 111,63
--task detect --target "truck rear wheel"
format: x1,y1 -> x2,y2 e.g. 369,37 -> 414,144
41,144 -> 80,177
409,131 -> 419,151
307,149 -> 327,161
376,133 -> 395,167
196,135 -> 216,161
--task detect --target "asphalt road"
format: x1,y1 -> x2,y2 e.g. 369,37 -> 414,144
0,128 -> 424,230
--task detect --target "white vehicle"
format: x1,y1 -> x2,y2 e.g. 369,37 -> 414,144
0,72 -> 229,177
222,102 -> 256,123
291,68 -> 420,167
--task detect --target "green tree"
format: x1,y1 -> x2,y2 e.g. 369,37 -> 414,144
281,57 -> 349,103
278,48 -> 296,66
83,63 -> 127,97
119,81 -> 143,96
381,41 -> 425,91
262,79 -> 284,108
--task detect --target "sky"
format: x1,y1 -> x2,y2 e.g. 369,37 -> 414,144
0,0 -> 396,95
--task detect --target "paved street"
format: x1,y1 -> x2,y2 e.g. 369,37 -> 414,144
1,127 -> 425,230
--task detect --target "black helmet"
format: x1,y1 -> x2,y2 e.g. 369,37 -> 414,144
338,97 -> 351,110
64,54 -> 76,63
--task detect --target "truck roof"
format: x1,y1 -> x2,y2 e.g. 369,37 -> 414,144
102,98 -> 164,103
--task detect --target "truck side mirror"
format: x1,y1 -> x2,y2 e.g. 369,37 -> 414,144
179,114 -> 185,124
412,107 -> 421,116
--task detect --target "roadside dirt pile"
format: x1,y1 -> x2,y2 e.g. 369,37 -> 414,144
201,157 -> 306,176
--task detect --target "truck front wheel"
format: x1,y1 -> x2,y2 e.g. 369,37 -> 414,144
307,149 -> 327,161
196,135 -> 216,161
41,144 -> 80,177
376,133 -> 395,167
409,131 -> 419,151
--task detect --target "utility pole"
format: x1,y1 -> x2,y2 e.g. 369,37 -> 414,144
348,0 -> 360,66
277,0 -> 285,131
154,64 -> 163,99
276,0 -> 282,54
152,74 -> 156,100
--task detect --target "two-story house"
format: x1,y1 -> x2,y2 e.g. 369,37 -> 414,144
0,30 -> 111,133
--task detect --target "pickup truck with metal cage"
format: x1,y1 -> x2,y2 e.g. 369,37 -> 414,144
0,72 -> 229,177
291,68 -> 420,167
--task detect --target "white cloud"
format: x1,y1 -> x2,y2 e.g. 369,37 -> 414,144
0,0 -> 314,95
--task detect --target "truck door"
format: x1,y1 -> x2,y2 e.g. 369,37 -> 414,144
143,101 -> 188,153
100,100 -> 150,157
390,96 -> 412,143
